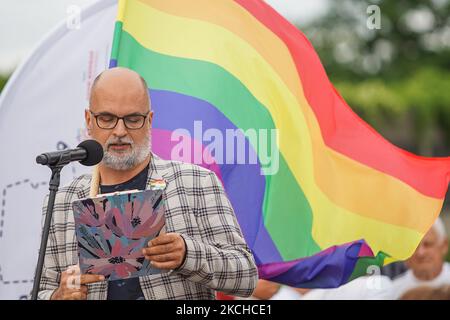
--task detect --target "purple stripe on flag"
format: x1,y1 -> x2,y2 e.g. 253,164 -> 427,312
258,240 -> 365,288
150,89 -> 283,262
109,59 -> 118,68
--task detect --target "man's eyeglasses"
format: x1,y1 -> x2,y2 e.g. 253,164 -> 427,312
89,111 -> 150,130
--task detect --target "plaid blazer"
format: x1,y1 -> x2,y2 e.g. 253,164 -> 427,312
37,154 -> 258,300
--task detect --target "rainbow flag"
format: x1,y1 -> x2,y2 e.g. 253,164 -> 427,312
109,0 -> 450,288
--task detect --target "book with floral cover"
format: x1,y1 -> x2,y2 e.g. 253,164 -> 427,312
72,188 -> 166,280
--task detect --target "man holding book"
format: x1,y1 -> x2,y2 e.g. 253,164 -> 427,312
37,67 -> 258,300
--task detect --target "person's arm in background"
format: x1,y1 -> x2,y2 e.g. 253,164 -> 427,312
252,280 -> 281,299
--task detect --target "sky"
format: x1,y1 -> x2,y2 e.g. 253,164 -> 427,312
0,0 -> 329,74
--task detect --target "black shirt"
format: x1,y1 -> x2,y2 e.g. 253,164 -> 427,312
100,164 -> 149,300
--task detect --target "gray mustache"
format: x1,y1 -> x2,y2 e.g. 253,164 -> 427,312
105,138 -> 134,147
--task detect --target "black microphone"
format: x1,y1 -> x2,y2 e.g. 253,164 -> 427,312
36,139 -> 104,167
31,139 -> 103,299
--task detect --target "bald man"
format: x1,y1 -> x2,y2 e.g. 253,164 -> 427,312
391,217 -> 450,299
37,67 -> 258,300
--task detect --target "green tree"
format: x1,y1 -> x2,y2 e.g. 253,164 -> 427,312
303,0 -> 450,81
301,0 -> 450,156
299,0 -> 450,219
0,74 -> 9,94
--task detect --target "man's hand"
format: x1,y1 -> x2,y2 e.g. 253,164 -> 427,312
51,265 -> 105,300
143,233 -> 186,270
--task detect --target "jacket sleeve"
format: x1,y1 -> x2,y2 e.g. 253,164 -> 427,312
175,171 -> 258,297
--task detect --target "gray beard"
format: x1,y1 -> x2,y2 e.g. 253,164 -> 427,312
102,134 -> 151,171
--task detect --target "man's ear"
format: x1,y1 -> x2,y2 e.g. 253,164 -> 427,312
85,109 -> 92,134
148,111 -> 154,125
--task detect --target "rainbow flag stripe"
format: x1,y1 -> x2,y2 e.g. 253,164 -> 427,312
110,0 -> 450,288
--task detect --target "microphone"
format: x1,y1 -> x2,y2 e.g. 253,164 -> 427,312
36,139 -> 104,167
32,139 -> 103,299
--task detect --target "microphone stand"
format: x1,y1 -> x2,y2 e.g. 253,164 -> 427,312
31,153 -> 72,300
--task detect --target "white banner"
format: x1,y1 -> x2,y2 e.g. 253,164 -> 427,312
0,0 -> 117,299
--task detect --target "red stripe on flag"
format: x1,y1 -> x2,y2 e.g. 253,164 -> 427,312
235,0 -> 450,199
